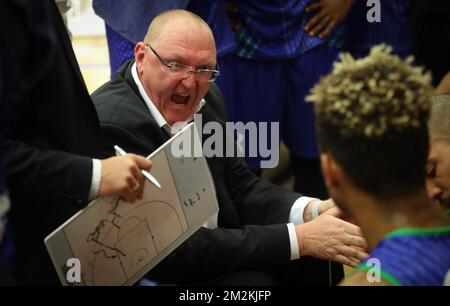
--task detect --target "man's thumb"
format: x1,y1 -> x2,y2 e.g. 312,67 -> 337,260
324,206 -> 342,218
130,154 -> 152,171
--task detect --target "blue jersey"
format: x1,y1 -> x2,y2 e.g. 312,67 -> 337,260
233,0 -> 324,59
356,225 -> 450,286
187,0 -> 236,57
329,0 -> 413,56
329,0 -> 412,55
93,0 -> 190,44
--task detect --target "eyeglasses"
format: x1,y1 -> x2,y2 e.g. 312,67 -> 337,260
146,44 -> 220,83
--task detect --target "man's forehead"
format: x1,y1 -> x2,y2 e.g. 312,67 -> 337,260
429,140 -> 450,159
430,130 -> 450,146
156,18 -> 213,42
154,31 -> 216,64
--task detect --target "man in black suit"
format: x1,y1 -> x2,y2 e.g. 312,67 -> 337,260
92,9 -> 367,285
0,0 -> 153,284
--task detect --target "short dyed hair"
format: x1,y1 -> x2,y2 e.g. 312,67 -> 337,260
308,45 -> 434,200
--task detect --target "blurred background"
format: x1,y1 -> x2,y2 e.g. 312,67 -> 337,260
68,0 -> 110,94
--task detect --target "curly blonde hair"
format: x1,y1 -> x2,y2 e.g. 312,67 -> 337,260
308,44 -> 434,138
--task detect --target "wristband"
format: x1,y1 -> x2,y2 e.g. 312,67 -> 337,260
311,200 -> 321,219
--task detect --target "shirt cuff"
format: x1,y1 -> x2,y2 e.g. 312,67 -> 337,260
287,223 -> 300,260
289,196 -> 317,224
89,159 -> 102,201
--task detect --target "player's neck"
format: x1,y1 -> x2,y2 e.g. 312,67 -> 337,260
348,189 -> 450,251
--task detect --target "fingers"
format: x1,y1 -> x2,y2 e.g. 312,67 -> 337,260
124,154 -> 148,201
122,177 -> 137,203
305,2 -> 323,13
355,248 -> 369,260
342,234 -> 367,249
325,206 -> 357,225
333,254 -> 361,268
133,155 -> 154,197
342,222 -> 368,251
120,179 -> 141,204
99,154 -> 152,202
131,182 -> 140,192
305,9 -> 328,34
125,154 -> 152,200
333,227 -> 368,267
323,206 -> 342,218
319,19 -> 337,38
318,198 -> 335,214
135,176 -> 145,200
129,154 -> 152,172
333,244 -> 368,267
305,0 -> 351,38
344,222 -> 363,237
129,162 -> 145,200
311,14 -> 332,37
336,244 -> 368,261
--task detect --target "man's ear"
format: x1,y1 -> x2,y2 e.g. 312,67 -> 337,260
320,153 -> 339,188
134,42 -> 146,74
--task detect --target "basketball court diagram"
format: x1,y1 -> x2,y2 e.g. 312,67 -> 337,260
45,122 -> 219,286
63,150 -> 189,285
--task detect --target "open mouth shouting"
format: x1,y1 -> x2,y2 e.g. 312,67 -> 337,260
171,93 -> 191,106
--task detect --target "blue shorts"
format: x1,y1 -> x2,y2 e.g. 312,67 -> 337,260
216,44 -> 340,170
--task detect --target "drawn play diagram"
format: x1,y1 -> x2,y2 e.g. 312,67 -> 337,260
63,150 -> 188,285
45,123 -> 219,286
86,199 -> 186,285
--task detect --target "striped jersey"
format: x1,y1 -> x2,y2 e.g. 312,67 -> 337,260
232,0 -> 325,59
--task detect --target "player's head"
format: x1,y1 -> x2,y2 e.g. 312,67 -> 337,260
308,45 -> 433,212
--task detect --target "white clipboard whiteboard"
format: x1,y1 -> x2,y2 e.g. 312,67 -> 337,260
44,122 -> 218,285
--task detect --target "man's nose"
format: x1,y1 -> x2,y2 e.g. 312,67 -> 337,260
181,71 -> 197,88
426,179 -> 443,201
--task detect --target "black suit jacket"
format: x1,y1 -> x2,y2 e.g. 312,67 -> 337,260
1,0 -> 102,284
92,60 -> 302,283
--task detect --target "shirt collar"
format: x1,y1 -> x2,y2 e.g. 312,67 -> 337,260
131,61 -> 205,131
